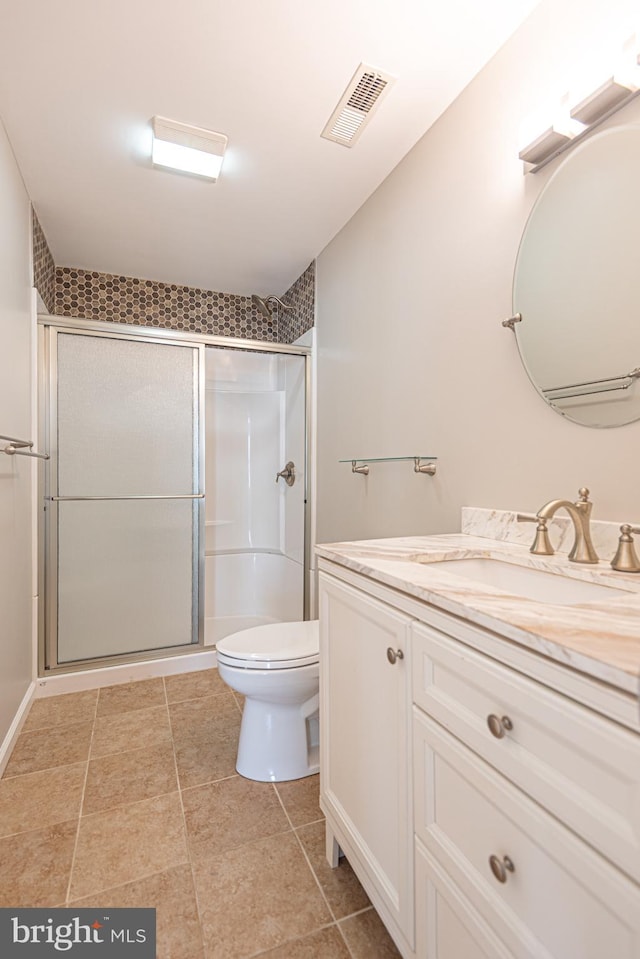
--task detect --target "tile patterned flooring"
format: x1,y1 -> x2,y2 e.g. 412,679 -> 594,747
0,670 -> 401,958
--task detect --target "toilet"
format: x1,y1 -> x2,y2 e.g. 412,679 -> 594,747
215,620 -> 319,783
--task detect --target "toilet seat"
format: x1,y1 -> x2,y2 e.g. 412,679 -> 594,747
216,620 -> 319,670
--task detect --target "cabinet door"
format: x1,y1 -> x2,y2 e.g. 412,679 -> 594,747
319,572 -> 414,948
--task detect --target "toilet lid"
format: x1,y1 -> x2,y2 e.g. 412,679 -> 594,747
216,620 -> 319,669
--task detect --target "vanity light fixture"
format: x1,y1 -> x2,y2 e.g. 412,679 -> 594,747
151,116 -> 228,180
518,123 -> 584,167
520,42 -> 640,173
570,75 -> 638,125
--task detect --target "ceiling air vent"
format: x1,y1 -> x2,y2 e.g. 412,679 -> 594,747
321,63 -> 395,148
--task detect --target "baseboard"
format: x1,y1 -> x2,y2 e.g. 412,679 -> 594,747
0,681 -> 37,776
35,649 -> 219,698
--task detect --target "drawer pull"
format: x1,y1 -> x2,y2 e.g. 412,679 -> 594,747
489,854 -> 515,883
487,714 -> 513,738
386,647 -> 404,665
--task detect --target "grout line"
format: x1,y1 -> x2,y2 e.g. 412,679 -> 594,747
179,771 -> 239,796
166,684 -> 207,957
336,907 -> 376,959
89,703 -> 172,760
248,921 -> 344,958
292,815 -> 325,828
232,691 -> 244,715
164,689 -> 235,709
66,862 -> 189,907
66,857 -> 192,907
338,904 -> 375,922
1,755 -> 91,782
0,773 -> 86,840
80,783 -> 182,821
17,697 -> 99,734
335,924 -> 356,958
288,815 -> 340,927
64,690 -> 99,903
272,782 -> 295,831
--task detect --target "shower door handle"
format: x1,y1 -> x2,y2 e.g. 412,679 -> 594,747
48,494 -> 205,501
276,462 -> 296,486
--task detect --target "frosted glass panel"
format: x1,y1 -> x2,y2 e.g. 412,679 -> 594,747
49,330 -> 202,666
57,333 -> 196,495
57,499 -> 196,662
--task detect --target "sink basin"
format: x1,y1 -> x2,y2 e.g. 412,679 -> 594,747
430,557 -> 628,606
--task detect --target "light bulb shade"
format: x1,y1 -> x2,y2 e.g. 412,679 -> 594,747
570,76 -> 638,125
151,116 -> 227,180
518,125 -> 577,166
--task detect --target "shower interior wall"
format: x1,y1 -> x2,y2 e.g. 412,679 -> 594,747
203,347 -> 306,646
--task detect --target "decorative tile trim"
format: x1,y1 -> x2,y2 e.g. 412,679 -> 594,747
54,268 -> 280,341
53,263 -> 315,344
280,261 -> 315,343
32,208 -> 56,313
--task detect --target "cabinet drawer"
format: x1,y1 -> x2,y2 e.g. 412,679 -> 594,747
415,839 -> 514,959
412,620 -> 640,881
414,711 -> 640,959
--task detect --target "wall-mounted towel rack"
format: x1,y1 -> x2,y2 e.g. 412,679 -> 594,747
542,366 -> 640,401
340,456 -> 437,476
1,433 -> 49,460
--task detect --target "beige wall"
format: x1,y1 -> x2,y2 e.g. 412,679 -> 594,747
316,0 -> 640,546
0,117 -> 34,744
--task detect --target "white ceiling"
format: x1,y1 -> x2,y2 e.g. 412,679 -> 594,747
0,0 -> 540,296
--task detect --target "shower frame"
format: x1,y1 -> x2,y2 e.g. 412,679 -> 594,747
37,315 -> 313,676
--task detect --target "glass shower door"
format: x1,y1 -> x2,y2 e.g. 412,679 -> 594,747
45,329 -> 203,666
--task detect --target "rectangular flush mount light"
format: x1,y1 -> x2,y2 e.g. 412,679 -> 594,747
151,116 -> 227,180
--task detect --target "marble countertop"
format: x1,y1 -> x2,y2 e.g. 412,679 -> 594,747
315,533 -> 640,696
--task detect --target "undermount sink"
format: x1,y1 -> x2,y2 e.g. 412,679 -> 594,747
428,557 -> 629,606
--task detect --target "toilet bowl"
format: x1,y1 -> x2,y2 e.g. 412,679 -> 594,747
216,620 -> 319,782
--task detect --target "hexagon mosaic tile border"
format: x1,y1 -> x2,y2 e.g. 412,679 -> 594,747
32,208 -> 314,345
55,268 -> 279,341
32,210 -> 56,314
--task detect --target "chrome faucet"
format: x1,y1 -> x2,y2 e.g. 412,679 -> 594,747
531,487 -> 599,564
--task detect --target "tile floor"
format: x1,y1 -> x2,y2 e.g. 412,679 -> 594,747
0,670 -> 401,958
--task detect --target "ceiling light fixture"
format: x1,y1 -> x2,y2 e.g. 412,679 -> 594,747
151,116 -> 228,180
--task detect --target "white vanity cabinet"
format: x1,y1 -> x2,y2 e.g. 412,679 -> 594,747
318,559 -> 640,959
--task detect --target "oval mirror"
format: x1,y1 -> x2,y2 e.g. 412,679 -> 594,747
513,125 -> 640,428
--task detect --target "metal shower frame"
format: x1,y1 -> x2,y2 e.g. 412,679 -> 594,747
37,314 -> 313,675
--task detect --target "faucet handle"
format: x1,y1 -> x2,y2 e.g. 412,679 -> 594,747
517,514 -> 554,556
577,487 -> 591,504
611,524 -> 640,573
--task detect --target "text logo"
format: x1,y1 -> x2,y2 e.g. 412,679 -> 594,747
0,909 -> 155,956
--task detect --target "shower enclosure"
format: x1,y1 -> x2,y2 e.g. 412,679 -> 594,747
203,346 -> 306,645
39,320 -> 309,672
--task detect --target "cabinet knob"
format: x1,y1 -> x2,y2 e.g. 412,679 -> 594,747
386,647 -> 404,665
487,714 -> 513,739
489,854 -> 515,883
